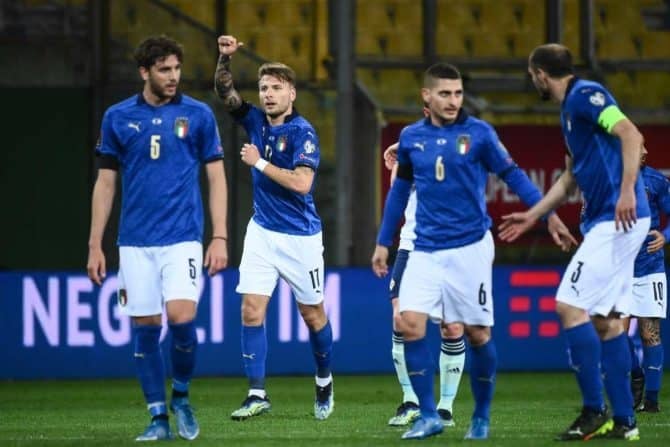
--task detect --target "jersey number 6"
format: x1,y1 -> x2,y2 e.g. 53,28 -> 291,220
435,155 -> 445,181
150,135 -> 161,160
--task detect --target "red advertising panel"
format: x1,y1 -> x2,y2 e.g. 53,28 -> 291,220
380,124 -> 670,238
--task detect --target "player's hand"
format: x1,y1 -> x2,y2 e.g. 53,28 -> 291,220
646,230 -> 665,253
87,246 -> 106,286
204,238 -> 228,276
371,245 -> 389,278
383,143 -> 398,171
547,213 -> 579,252
240,143 -> 261,166
615,189 -> 637,231
217,35 -> 243,56
498,211 -> 538,242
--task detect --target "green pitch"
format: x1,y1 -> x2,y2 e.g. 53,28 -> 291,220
1,373 -> 669,446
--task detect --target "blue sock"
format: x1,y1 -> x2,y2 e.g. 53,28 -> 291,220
169,320 -> 197,396
469,339 -> 497,421
565,322 -> 604,412
628,334 -> 643,377
602,333 -> 635,426
643,344 -> 664,403
309,320 -> 333,378
134,324 -> 167,417
404,338 -> 437,418
242,325 -> 267,390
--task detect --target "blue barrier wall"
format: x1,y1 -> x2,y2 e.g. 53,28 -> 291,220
2,268 -> 668,379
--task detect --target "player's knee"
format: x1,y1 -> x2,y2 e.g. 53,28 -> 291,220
298,303 -> 326,330
241,301 -> 265,325
556,301 -> 589,328
398,314 -> 425,341
592,315 -> 623,340
465,325 -> 490,346
440,322 -> 464,338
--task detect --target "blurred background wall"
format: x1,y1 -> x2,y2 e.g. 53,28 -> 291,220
1,0 -> 669,270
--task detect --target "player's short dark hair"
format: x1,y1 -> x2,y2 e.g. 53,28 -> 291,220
424,62 -> 461,87
133,35 -> 183,69
258,62 -> 296,86
529,44 -> 574,78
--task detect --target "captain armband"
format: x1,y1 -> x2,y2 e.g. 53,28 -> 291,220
597,105 -> 626,133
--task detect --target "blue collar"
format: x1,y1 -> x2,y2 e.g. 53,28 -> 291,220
562,76 -> 579,106
136,92 -> 183,106
423,108 -> 469,127
269,108 -> 300,125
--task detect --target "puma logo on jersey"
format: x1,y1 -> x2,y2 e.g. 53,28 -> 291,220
242,353 -> 256,360
413,142 -> 425,151
128,122 -> 141,132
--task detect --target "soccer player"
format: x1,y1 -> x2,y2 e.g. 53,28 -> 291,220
383,143 -> 465,428
371,62 -> 575,440
627,145 -> 670,413
500,43 -> 651,441
214,35 -> 334,421
86,35 -> 229,441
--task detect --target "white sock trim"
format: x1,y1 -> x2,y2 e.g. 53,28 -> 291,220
315,374 -> 333,387
248,389 -> 267,398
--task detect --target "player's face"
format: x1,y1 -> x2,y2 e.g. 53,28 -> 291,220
259,75 -> 296,119
422,78 -> 463,125
141,54 -> 181,101
528,67 -> 551,101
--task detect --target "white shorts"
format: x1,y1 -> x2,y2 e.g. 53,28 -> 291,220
117,241 -> 202,317
398,231 -> 494,326
236,219 -> 324,305
630,272 -> 667,318
556,218 -> 650,316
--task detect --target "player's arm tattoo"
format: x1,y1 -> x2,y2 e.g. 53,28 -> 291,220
275,165 -> 314,180
639,318 -> 661,346
214,54 -> 243,111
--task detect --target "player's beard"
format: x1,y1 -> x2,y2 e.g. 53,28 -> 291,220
533,80 -> 551,101
148,76 -> 177,101
538,89 -> 551,101
265,103 -> 289,119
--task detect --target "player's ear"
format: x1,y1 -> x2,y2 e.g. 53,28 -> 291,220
139,66 -> 149,82
421,87 -> 430,104
289,85 -> 296,102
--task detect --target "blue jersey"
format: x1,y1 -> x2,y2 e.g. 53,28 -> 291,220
232,102 -> 321,235
391,111 -> 542,251
561,78 -> 650,234
96,93 -> 224,246
634,166 -> 670,277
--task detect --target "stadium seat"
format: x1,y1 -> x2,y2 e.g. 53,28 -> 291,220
595,31 -> 641,59
639,31 -> 670,58
378,33 -> 423,57
169,0 -> 216,28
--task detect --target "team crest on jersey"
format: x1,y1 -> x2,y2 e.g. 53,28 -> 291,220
589,92 -> 605,107
174,117 -> 189,138
277,136 -> 287,152
118,289 -> 128,307
457,134 -> 471,155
